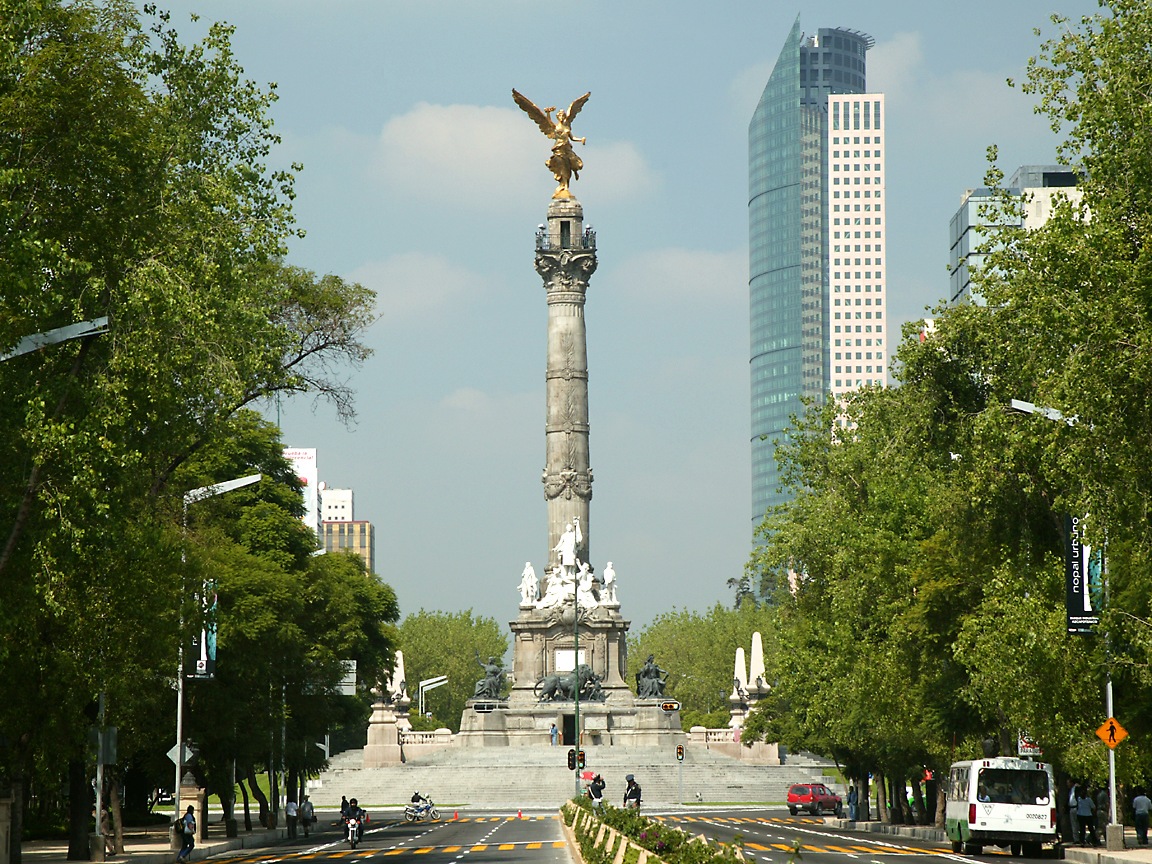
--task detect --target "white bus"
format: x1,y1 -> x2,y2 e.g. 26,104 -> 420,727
945,757 -> 1058,857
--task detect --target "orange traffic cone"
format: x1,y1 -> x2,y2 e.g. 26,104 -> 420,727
453,811 -> 458,821
517,809 -> 522,819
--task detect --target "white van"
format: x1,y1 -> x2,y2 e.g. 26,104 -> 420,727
945,757 -> 1058,856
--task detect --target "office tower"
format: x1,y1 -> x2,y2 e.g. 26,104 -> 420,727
317,483 -> 376,573
320,485 -> 354,522
320,520 -> 376,574
949,165 -> 1081,304
748,18 -> 886,521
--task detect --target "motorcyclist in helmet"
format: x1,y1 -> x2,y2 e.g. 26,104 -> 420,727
343,797 -> 367,841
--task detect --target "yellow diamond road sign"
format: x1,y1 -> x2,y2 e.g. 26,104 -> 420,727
1097,717 -> 1128,749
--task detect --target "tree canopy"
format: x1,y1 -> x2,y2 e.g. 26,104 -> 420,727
743,1 -> 1152,812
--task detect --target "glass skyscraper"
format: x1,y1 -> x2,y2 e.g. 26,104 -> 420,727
749,18 -> 885,521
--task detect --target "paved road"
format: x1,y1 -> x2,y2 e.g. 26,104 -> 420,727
649,809 -> 1033,863
210,812 -> 570,864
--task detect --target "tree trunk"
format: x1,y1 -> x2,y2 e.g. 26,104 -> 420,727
109,777 -> 125,853
245,765 -> 269,828
238,776 -> 252,832
936,781 -> 947,828
911,777 -> 928,825
10,769 -> 25,864
286,767 -> 297,804
876,772 -> 890,824
66,759 -> 90,860
859,774 -> 871,822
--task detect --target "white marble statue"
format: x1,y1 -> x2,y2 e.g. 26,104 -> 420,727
536,565 -> 573,609
601,561 -> 618,606
576,559 -> 599,608
553,516 -> 582,577
518,562 -> 539,606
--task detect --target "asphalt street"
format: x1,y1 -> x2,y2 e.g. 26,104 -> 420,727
648,809 -> 1028,864
210,812 -> 570,864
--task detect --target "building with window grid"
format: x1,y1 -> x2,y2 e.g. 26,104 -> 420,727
748,17 -> 886,521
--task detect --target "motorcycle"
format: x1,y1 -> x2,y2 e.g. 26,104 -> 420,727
345,815 -> 362,848
403,799 -> 440,822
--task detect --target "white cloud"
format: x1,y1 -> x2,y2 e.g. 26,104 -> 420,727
867,32 -> 925,105
347,252 -> 487,327
610,247 -> 746,303
373,102 -> 657,208
729,60 -> 774,123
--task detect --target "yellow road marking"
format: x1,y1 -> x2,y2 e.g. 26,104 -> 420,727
470,845 -> 487,852
526,842 -> 542,849
498,844 -> 515,851
747,842 -> 771,850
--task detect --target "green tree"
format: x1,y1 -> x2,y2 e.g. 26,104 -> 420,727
397,612 -> 509,733
0,1 -> 375,851
628,601 -> 774,723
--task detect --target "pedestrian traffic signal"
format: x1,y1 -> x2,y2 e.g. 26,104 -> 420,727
676,744 -> 684,762
578,750 -> 586,769
567,748 -> 577,770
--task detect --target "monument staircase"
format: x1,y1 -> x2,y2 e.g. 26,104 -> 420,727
307,744 -> 841,810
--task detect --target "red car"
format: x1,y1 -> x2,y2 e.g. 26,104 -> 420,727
787,782 -> 843,816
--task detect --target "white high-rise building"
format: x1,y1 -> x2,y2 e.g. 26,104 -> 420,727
748,19 -> 886,518
827,93 -> 888,399
320,485 -> 354,522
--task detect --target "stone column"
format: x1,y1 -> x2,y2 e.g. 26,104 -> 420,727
536,197 -> 597,569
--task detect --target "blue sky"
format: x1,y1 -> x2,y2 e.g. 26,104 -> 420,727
150,0 -> 1094,631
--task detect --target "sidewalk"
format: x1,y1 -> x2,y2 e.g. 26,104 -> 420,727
832,818 -> 1152,864
19,819 -> 290,864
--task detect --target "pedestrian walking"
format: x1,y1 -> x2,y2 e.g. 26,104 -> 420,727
285,799 -> 298,839
300,796 -> 315,837
175,805 -> 196,863
623,774 -> 642,811
1134,789 -> 1151,845
1075,787 -> 1097,846
550,724 -> 558,746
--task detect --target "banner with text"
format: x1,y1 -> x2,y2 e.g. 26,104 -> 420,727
1064,514 -> 1102,635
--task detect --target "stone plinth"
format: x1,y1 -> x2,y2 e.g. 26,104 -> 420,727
363,702 -> 404,767
508,603 -> 630,707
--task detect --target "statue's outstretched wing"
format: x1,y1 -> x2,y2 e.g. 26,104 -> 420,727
512,89 -> 553,136
565,92 -> 591,123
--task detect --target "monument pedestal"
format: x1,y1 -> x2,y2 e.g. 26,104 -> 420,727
363,701 -> 405,767
456,602 -> 683,747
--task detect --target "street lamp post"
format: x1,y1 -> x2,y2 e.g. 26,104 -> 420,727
573,587 -> 581,799
1010,399 -> 1120,838
174,474 -> 261,828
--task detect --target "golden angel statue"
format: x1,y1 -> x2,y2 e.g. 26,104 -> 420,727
512,89 -> 591,199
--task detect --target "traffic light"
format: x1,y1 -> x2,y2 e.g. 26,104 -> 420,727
676,744 -> 684,762
567,748 -> 577,770
577,750 -> 586,769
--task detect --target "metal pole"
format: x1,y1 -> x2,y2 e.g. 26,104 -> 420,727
174,474 -> 261,830
96,692 -> 105,845
1105,547 -> 1117,827
573,588 -> 580,799
174,500 -> 188,826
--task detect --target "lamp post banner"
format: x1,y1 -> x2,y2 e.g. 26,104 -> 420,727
1064,514 -> 1101,634
188,580 -> 218,678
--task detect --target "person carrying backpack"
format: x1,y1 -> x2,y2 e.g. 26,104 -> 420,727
176,805 -> 196,862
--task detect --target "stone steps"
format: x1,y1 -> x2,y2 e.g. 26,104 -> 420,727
308,746 -> 841,809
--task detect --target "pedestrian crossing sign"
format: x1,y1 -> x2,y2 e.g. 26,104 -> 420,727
1097,717 -> 1128,749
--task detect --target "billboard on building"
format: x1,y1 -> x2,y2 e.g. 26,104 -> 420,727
284,447 -> 319,538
